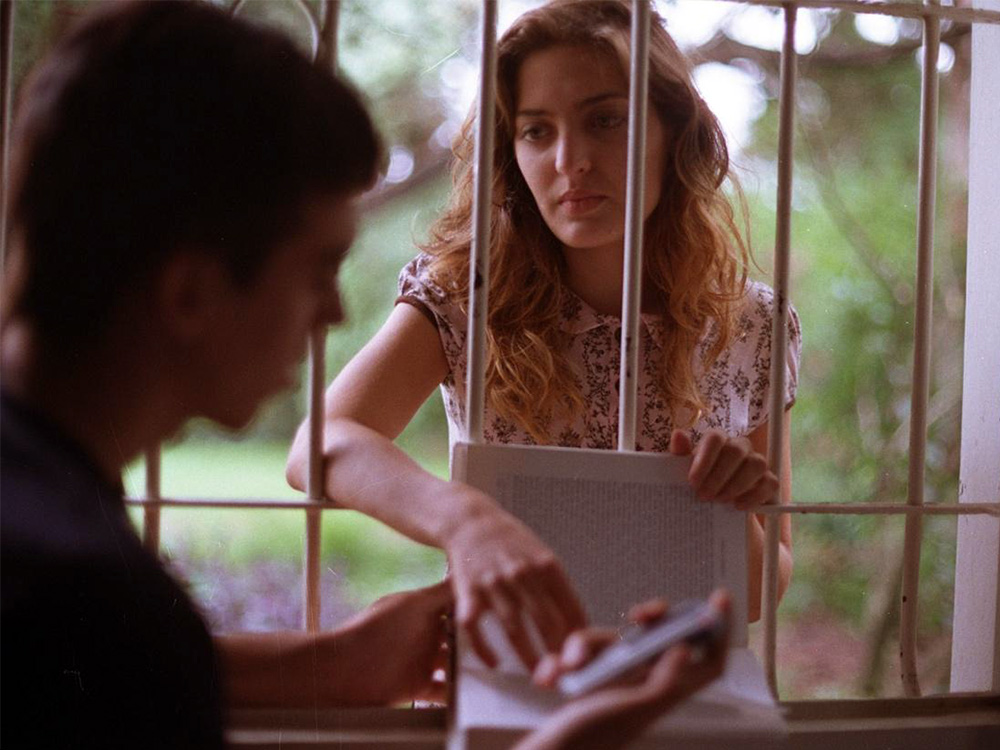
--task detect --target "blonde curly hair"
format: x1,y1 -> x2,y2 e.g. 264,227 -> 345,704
421,0 -> 750,443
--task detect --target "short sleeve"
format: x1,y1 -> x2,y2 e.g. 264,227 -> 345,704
744,283 -> 802,432
395,253 -> 467,390
396,254 -> 451,331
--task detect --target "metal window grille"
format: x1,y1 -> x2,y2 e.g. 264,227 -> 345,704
4,0 -> 999,710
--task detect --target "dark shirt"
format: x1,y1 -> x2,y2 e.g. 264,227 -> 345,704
1,394 -> 224,749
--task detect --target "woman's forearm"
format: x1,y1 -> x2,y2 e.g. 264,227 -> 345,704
746,514 -> 793,622
289,415 -> 492,549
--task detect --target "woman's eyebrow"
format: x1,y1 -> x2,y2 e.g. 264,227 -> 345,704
515,92 -> 627,118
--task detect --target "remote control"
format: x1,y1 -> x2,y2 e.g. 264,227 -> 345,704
558,599 -> 724,697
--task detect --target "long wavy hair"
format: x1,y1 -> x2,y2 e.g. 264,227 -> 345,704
422,0 -> 750,443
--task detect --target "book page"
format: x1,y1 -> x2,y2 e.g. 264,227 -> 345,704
453,442 -> 747,647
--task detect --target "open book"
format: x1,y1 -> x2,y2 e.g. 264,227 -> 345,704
449,442 -> 786,749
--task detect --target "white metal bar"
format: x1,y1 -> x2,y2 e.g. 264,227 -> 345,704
128,497 -> 333,510
762,1 -> 799,700
951,3 -> 1000,694
465,0 -> 498,444
317,0 -> 339,73
304,506 -> 322,632
300,0 -> 341,634
142,445 -> 162,554
756,502 -> 1000,517
617,0 -> 651,453
307,328 -> 327,502
899,0 -> 941,699
1,0 -> 13,260
124,497 -> 1000,516
729,0 -> 1000,25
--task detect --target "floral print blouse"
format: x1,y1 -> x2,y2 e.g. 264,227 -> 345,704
397,253 -> 801,455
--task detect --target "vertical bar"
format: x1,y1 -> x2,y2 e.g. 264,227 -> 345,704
317,0 -> 339,73
143,446 -> 162,554
465,0 -> 498,444
1,0 -> 14,260
899,0 -> 940,698
951,2 -> 1000,694
304,329 -> 325,633
301,0 -> 340,634
762,1 -> 798,699
617,0 -> 651,453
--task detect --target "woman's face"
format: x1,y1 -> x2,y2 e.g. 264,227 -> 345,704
512,44 -> 668,259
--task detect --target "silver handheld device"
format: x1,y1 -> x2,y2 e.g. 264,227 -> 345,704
558,599 -> 724,698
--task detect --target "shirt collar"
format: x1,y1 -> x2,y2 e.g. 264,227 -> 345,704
559,288 -> 664,347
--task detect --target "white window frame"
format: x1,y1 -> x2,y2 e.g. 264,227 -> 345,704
3,0 -> 997,743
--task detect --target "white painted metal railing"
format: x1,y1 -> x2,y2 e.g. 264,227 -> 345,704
465,0 -> 498,445
618,0 -> 651,452
2,0 -> 990,703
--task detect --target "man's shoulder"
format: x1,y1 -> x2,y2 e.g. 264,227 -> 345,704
1,395 -> 131,558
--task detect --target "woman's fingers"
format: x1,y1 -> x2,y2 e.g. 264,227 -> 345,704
687,430 -> 727,493
519,573 -> 572,654
485,578 -> 542,669
688,430 -> 775,506
452,546 -> 586,670
455,586 -> 498,668
716,452 -> 774,505
668,429 -> 692,456
731,473 -> 780,510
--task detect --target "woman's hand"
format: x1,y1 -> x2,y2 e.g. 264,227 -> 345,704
516,591 -> 731,750
669,428 -> 778,510
444,489 -> 588,671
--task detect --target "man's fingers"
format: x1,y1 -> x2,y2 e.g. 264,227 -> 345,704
627,598 -> 668,625
559,628 -> 615,670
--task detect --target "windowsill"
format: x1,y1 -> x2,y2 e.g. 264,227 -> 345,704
226,694 -> 1000,748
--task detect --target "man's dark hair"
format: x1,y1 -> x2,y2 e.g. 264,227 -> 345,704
3,0 -> 380,349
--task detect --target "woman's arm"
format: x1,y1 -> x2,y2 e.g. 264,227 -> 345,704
745,411 -> 793,622
286,304 -> 585,668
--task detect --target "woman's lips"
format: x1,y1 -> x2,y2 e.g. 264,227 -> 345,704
558,192 -> 607,216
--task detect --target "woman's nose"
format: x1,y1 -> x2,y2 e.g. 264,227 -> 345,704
554,132 -> 592,176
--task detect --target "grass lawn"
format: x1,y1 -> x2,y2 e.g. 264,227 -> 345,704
125,439 -> 448,620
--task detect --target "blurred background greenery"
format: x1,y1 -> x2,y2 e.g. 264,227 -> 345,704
6,0 -> 972,700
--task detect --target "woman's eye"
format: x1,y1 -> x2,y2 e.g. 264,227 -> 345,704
591,113 -> 627,131
517,123 -> 548,141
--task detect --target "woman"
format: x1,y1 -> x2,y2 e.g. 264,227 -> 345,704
287,0 -> 798,668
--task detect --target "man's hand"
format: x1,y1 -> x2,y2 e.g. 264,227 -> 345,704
444,491 -> 587,670
337,579 -> 453,704
516,590 -> 731,750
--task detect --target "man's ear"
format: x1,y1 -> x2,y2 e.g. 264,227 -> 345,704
155,250 -> 229,343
